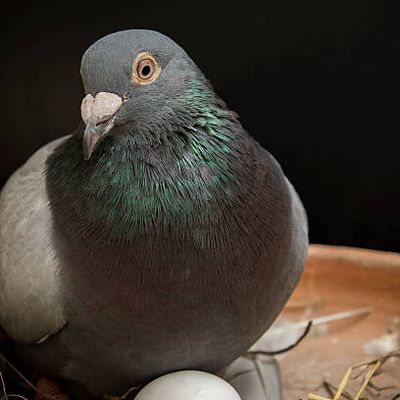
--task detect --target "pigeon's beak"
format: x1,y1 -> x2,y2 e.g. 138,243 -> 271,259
80,92 -> 123,160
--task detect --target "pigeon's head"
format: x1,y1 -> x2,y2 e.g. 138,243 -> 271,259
80,29 -> 210,160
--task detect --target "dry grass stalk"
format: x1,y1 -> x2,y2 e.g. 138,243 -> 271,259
308,351 -> 400,400
0,353 -> 37,393
0,367 -> 29,400
0,351 -> 65,400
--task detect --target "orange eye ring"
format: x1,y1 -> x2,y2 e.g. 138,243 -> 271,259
131,52 -> 161,85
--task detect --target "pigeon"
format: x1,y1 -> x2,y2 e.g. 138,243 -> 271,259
0,30 -> 308,397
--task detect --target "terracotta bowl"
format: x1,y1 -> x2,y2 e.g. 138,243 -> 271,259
279,244 -> 400,399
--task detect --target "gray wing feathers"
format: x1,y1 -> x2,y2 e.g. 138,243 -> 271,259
284,177 -> 308,293
286,177 -> 308,261
0,136 -> 69,344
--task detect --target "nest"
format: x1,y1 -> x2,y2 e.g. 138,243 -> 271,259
1,316 -> 399,400
308,351 -> 400,400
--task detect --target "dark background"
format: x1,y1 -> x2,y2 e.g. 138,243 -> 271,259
1,1 -> 399,252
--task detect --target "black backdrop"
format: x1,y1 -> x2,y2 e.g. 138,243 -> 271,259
1,1 -> 399,252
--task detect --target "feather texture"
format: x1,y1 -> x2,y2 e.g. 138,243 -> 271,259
0,137 -> 68,343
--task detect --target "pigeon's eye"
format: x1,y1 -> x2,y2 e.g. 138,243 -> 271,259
137,60 -> 154,79
132,53 -> 161,85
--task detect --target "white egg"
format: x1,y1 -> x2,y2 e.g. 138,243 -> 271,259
135,370 -> 242,400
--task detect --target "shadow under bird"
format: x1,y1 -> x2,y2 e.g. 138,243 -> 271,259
0,30 -> 308,397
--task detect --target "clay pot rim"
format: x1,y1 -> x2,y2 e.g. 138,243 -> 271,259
308,244 -> 400,269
